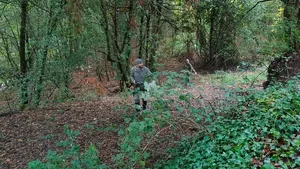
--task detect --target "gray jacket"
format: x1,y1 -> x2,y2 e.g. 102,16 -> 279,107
130,66 -> 152,84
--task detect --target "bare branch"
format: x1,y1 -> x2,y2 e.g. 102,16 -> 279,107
245,0 -> 274,15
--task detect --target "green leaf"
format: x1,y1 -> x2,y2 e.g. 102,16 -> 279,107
179,95 -> 185,101
261,163 -> 275,169
28,161 -> 43,169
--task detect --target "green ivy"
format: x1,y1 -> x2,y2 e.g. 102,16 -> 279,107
155,78 -> 300,168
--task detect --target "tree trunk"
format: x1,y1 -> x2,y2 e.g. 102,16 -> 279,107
209,6 -> 215,63
130,13 -> 138,63
1,32 -> 18,70
138,15 -> 145,60
196,17 -> 207,58
282,0 -> 300,50
100,0 -> 114,63
149,0 -> 163,71
99,0 -> 136,90
34,2 -> 62,106
145,12 -> 151,66
119,0 -> 135,90
19,0 -> 29,106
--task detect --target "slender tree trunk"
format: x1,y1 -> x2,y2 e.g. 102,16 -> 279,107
25,25 -> 32,70
145,12 -> 151,66
19,0 -> 29,106
113,2 -> 121,54
149,0 -> 163,71
196,15 -> 206,58
1,32 -> 18,70
129,11 -> 137,63
119,0 -> 135,90
209,6 -> 215,63
282,0 -> 300,50
20,0 -> 28,75
34,3 -> 61,106
105,57 -> 110,81
99,0 -> 135,90
100,0 -> 114,63
138,15 -> 145,59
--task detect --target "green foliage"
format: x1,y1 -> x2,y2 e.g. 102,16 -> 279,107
1,0 -> 299,167
25,72 -> 299,168
161,33 -> 194,58
206,67 -> 266,86
0,0 -> 292,109
28,125 -> 106,169
114,71 -> 195,168
155,78 -> 300,168
41,134 -> 55,141
238,0 -> 285,59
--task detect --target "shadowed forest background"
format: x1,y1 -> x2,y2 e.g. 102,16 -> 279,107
0,0 -> 300,168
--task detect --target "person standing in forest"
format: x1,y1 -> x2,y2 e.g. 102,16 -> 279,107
130,58 -> 152,111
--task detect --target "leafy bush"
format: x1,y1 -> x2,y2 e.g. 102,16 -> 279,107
28,125 -> 106,169
155,78 -> 300,168
114,71 -> 198,168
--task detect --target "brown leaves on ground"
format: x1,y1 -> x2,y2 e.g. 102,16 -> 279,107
0,98 -> 127,168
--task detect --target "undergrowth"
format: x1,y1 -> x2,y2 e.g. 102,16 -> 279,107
27,72 -> 299,169
202,66 -> 267,86
28,125 -> 106,169
155,77 -> 300,169
113,71 -> 197,168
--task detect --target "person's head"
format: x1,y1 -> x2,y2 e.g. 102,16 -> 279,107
135,58 -> 144,68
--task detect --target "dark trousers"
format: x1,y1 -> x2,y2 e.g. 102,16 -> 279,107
134,84 -> 147,110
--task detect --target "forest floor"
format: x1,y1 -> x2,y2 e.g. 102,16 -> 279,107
0,58 -> 267,168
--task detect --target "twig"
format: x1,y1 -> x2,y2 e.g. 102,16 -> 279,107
250,68 -> 267,87
172,112 -> 213,139
186,59 -> 197,75
4,94 -> 12,112
103,85 -> 115,93
245,0 -> 273,15
238,0 -> 274,23
47,86 -> 58,100
142,125 -> 171,152
73,73 -> 88,89
131,125 -> 171,169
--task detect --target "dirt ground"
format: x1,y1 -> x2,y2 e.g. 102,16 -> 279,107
0,98 -> 126,168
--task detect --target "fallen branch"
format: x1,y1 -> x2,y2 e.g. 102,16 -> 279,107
142,125 -> 171,153
131,125 -> 172,168
72,73 -> 88,89
250,68 -> 267,87
186,59 -> 197,75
